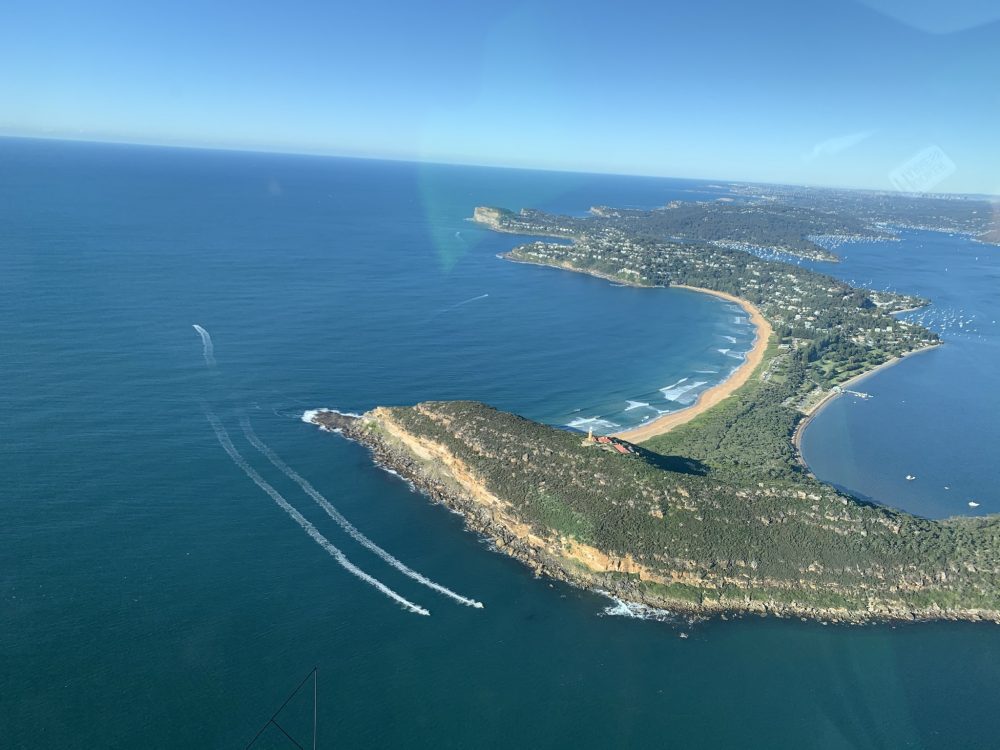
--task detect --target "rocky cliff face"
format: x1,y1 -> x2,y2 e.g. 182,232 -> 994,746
472,206 -> 510,230
310,404 -> 1000,625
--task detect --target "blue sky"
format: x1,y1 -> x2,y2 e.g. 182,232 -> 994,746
2,0 -> 998,193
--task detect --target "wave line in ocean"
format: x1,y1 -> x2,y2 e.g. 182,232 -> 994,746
242,417 -> 484,609
204,410 -> 429,616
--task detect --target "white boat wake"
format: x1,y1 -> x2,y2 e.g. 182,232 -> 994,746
192,324 -> 216,368
205,410 -> 429,616
452,292 -> 489,308
426,293 -> 489,320
241,417 -> 484,609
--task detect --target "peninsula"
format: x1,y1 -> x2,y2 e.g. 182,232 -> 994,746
309,194 -> 1000,623
313,403 -> 1000,623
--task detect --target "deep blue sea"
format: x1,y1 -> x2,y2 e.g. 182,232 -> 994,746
3,138 -> 1000,749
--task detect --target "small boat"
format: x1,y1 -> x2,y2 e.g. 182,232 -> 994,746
906,475 -> 916,481
679,632 -> 689,639
968,501 -> 980,508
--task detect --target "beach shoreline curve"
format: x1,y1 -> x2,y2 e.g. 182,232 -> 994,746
614,285 -> 773,443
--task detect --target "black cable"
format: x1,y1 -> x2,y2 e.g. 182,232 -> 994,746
270,719 -> 305,750
246,667 -> 318,749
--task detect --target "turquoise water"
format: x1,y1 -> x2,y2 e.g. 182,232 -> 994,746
3,138 -> 1000,748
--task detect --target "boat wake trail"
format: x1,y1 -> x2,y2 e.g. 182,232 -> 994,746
192,324 -> 216,368
452,292 -> 489,308
205,410 -> 430,615
241,417 -> 484,609
426,293 -> 489,321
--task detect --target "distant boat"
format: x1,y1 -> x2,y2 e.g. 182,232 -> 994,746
906,475 -> 916,481
969,501 -> 980,508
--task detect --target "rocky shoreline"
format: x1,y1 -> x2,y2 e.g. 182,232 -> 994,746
311,411 -> 607,582
308,409 -> 1000,626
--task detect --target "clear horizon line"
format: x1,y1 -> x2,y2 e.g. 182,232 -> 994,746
1,131 -> 996,199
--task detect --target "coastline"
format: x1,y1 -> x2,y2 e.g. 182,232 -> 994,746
501,253 -> 654,288
309,406 -> 1000,624
501,253 -> 774,445
614,286 -> 772,443
302,214 -> 995,626
503,250 -> 944,469
792,342 -> 943,469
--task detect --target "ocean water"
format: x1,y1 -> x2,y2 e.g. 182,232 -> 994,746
3,138 -> 1000,749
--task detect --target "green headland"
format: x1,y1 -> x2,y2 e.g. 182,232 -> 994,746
311,195 -> 1000,623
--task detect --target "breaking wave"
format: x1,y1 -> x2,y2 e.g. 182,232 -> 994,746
598,594 -> 682,623
661,380 -> 708,403
660,377 -> 689,391
301,408 -> 362,433
567,416 -> 620,432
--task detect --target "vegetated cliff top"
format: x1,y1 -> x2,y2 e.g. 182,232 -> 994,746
373,400 -> 1000,620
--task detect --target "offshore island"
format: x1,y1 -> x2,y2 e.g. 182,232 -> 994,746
311,189 -> 1000,624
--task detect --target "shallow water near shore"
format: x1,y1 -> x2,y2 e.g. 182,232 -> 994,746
3,138 -> 1000,748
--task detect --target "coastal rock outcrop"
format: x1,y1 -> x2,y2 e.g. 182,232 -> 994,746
311,402 -> 1000,625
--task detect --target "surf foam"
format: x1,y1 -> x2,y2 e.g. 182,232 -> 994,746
660,380 -> 707,403
567,416 -> 620,432
598,593 -> 681,623
660,377 -> 689,392
301,408 -> 365,433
